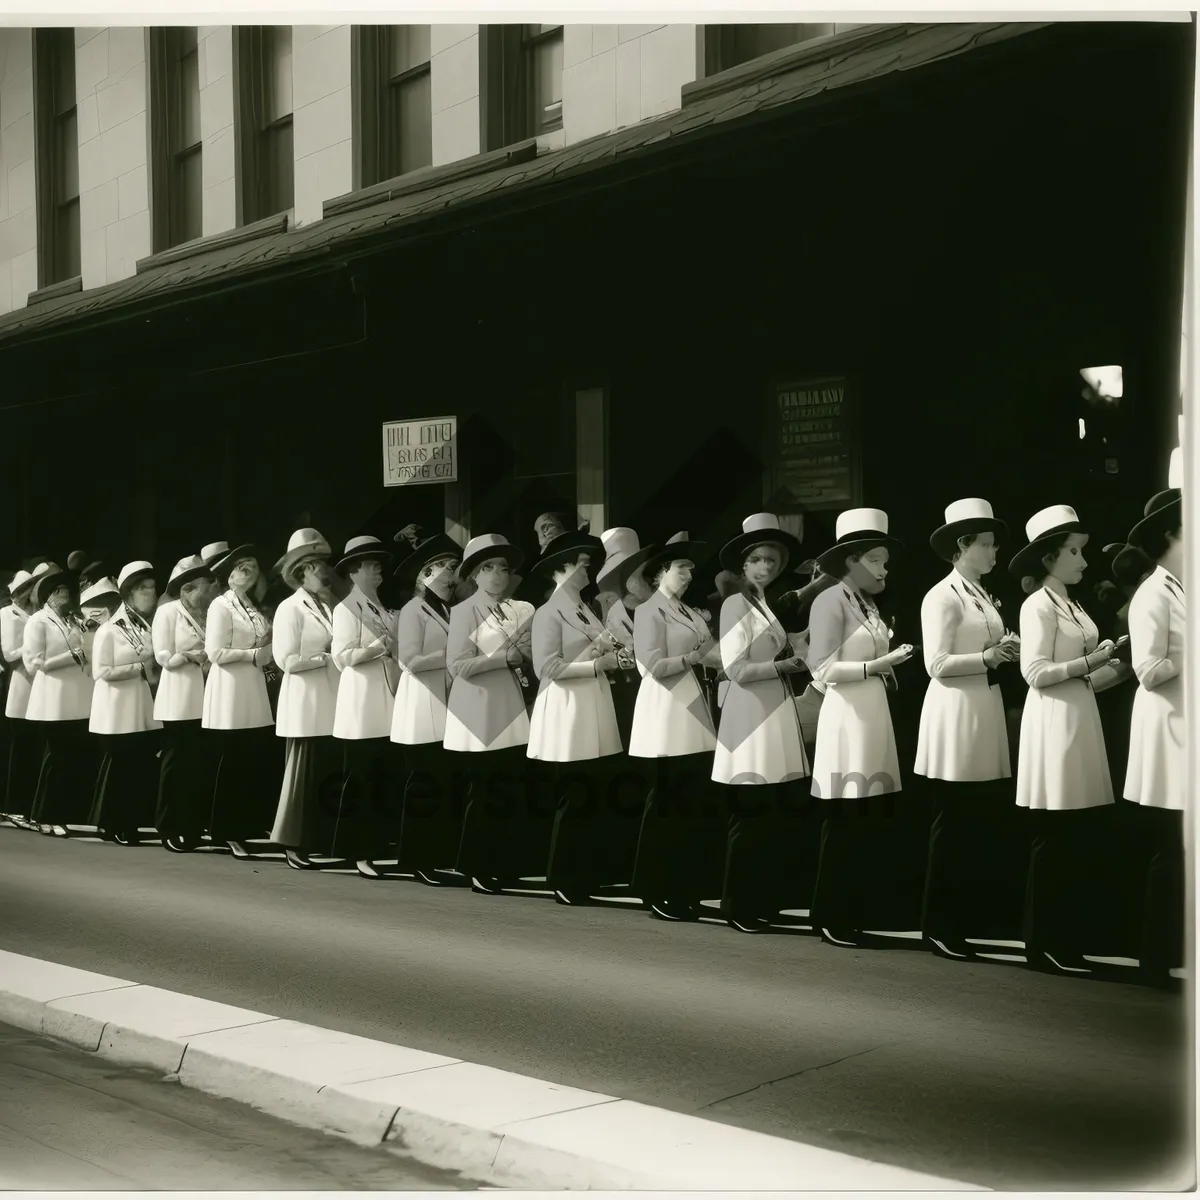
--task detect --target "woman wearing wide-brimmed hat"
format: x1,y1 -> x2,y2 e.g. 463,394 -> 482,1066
1009,504 -> 1133,974
806,509 -> 916,947
389,529 -> 466,886
594,528 -> 651,739
1121,451 -> 1186,984
444,533 -> 535,893
914,499 -> 1025,960
202,542 -> 280,857
153,555 -> 217,851
331,535 -> 400,876
25,562 -> 95,836
712,513 -> 812,933
268,529 -> 346,871
529,528 -> 630,906
88,562 -> 163,844
628,532 -> 727,921
2,569 -> 38,825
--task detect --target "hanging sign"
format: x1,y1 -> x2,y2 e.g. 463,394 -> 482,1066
764,376 -> 860,511
382,416 -> 457,487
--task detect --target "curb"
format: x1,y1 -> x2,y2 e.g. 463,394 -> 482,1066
0,949 -> 983,1190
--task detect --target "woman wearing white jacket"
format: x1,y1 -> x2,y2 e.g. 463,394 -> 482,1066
269,529 -> 345,871
89,562 -> 162,844
915,499 -> 1024,961
331,535 -> 398,876
202,543 -> 279,857
153,555 -> 217,852
2,569 -> 37,824
25,562 -> 95,836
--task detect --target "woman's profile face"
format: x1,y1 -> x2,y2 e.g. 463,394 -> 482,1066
48,585 -> 69,612
1047,533 -> 1088,586
555,552 -> 591,588
421,555 -> 459,592
626,567 -> 654,603
129,580 -> 157,615
301,559 -> 334,594
351,558 -> 384,591
742,544 -> 783,589
181,577 -> 214,608
660,558 -> 694,597
228,558 -> 260,590
847,546 -> 889,594
958,532 -> 998,576
476,557 -> 510,596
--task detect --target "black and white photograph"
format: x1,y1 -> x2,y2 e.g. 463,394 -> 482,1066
0,7 -> 1193,1192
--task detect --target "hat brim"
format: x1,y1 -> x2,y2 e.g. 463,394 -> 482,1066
32,569 -> 68,606
813,535 -> 903,576
10,576 -> 36,598
1006,524 -> 1086,579
1110,545 -> 1153,588
394,534 -> 463,582
119,568 -> 156,595
335,547 -> 394,574
1127,492 -> 1182,553
208,543 -> 258,582
165,565 -> 213,597
274,542 -> 333,588
638,541 -> 711,582
461,543 -> 524,578
719,530 -> 805,575
929,518 -> 1008,563
529,534 -> 607,578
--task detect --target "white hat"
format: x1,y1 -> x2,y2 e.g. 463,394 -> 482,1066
335,535 -> 393,573
201,541 -> 230,567
1008,505 -> 1086,577
9,569 -> 34,596
165,555 -> 211,597
461,533 -> 524,576
719,513 -> 805,573
929,498 -> 1008,561
81,577 -> 120,607
814,508 -> 903,574
596,528 -> 641,587
118,561 -> 154,591
276,528 -> 333,588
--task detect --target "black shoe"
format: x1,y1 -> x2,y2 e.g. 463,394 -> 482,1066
729,915 -> 771,934
286,849 -> 316,871
162,834 -> 193,854
1028,949 -> 1093,976
113,830 -> 137,846
650,899 -> 700,922
927,936 -> 975,962
227,840 -> 252,860
820,926 -> 862,948
553,887 -> 589,907
356,859 -> 385,879
471,875 -> 504,895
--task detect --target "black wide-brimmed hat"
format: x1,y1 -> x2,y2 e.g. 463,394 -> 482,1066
1101,542 -> 1154,590
1127,488 -> 1182,554
929,498 -> 1009,563
207,542 -> 259,584
1007,505 -> 1086,579
814,508 -> 903,576
335,535 -> 394,574
720,512 -> 805,574
638,531 -> 711,580
30,561 -> 67,607
394,533 -> 463,583
529,529 -> 606,577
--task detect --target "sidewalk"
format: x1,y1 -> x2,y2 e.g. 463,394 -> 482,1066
0,948 -> 975,1191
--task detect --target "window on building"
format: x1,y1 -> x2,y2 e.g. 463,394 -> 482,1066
479,24 -> 563,152
236,25 -> 294,223
149,27 -> 203,251
353,25 -> 432,187
33,28 -> 80,284
703,24 -> 838,76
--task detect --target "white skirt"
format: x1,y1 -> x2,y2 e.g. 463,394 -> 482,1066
527,675 -> 622,762
4,668 -> 31,719
712,680 -> 810,786
810,677 -> 900,799
1124,677 -> 1185,811
1016,678 -> 1113,811
915,676 -> 1011,782
443,676 -> 530,753
202,661 -> 273,730
628,669 -> 716,759
333,660 -> 395,741
391,666 -> 447,746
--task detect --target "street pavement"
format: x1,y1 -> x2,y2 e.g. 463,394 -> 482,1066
0,1019 -> 474,1189
0,827 -> 1190,1191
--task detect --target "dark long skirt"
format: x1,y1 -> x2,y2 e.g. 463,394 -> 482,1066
332,736 -> 404,860
5,717 -> 40,820
1131,805 -> 1185,974
30,720 -> 96,827
722,778 -> 822,919
271,734 -> 345,853
206,725 -> 283,842
1022,804 -> 1117,960
920,776 -> 1026,943
546,751 -> 646,895
397,740 -> 470,872
155,720 -> 215,841
812,790 -> 930,937
631,752 -> 728,905
90,729 -> 163,837
454,745 -> 541,884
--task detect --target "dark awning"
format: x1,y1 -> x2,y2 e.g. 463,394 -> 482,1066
0,22 -> 1052,347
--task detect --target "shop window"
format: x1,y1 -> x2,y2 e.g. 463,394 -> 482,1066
353,26 -> 432,187
1080,365 -> 1123,405
479,24 -> 563,152
32,28 -> 80,285
236,26 -> 294,224
703,24 -> 838,76
149,27 -> 203,251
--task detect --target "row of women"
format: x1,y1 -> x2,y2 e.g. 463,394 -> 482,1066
0,461 -> 1185,987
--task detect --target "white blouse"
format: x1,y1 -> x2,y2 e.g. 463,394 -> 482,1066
202,590 -> 273,730
153,598 -> 208,722
2,605 -> 31,718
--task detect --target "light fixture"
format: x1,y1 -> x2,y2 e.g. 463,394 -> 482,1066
1078,419 -> 1086,440
1080,365 -> 1123,403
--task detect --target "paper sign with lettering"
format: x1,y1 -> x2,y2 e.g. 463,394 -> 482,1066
764,377 -> 859,511
383,416 -> 457,487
